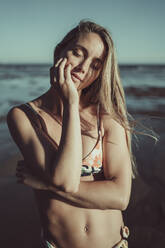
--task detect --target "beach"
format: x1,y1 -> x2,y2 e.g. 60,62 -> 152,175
0,154 -> 41,248
125,117 -> 165,247
0,64 -> 165,247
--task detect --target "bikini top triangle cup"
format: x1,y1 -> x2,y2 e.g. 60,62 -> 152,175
19,103 -> 103,177
81,104 -> 103,176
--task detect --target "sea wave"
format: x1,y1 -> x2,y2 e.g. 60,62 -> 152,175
120,64 -> 165,72
1,63 -> 165,162
125,86 -> 165,97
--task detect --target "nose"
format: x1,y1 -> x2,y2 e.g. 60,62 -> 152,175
75,59 -> 90,74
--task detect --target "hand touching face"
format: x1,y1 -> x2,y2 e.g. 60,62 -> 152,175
58,32 -> 106,92
51,57 -> 79,105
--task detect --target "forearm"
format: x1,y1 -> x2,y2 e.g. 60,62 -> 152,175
49,179 -> 129,210
51,103 -> 82,192
21,170 -> 130,210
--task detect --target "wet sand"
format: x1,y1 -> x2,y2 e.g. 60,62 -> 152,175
125,116 -> 165,247
0,154 -> 41,248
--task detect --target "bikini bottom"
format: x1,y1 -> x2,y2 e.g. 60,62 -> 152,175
40,226 -> 129,248
40,239 -> 57,248
113,226 -> 129,248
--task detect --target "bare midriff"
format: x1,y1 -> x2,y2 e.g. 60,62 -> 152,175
35,175 -> 123,248
28,102 -> 124,248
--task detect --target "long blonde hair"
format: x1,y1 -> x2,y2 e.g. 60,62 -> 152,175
53,20 -> 136,177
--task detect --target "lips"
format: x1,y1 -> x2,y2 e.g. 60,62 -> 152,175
71,72 -> 82,81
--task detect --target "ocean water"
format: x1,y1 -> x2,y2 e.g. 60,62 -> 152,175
0,64 -> 165,163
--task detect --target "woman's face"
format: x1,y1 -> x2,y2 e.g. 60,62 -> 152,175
59,32 -> 106,91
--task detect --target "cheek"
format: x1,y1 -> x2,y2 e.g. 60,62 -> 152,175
84,72 -> 99,87
89,70 -> 100,81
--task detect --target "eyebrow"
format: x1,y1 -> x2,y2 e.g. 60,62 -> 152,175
75,44 -> 104,64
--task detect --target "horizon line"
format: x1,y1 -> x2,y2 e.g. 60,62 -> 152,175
0,62 -> 165,66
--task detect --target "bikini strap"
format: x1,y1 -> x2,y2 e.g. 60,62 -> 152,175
18,103 -> 48,134
96,103 -> 101,136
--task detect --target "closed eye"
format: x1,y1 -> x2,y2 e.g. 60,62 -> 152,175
91,61 -> 102,71
72,48 -> 83,57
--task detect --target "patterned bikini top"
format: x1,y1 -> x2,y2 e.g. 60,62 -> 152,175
81,104 -> 103,176
19,103 -> 103,177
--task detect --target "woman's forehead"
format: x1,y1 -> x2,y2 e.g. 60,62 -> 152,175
73,32 -> 106,61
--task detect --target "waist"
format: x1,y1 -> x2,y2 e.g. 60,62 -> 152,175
41,222 -> 128,248
37,196 -> 123,248
41,226 -> 129,248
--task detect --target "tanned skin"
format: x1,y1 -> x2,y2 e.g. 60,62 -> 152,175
7,32 -> 132,248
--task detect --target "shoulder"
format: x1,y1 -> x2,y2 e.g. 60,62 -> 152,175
7,106 -> 26,121
101,113 -> 126,138
7,105 -> 34,144
102,114 -> 132,179
7,105 -> 30,129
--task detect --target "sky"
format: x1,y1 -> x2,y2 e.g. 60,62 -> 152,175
0,0 -> 165,64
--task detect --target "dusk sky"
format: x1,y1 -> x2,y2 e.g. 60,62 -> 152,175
1,0 -> 165,64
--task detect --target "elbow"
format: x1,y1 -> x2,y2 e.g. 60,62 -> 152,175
108,192 -> 130,211
102,197 -> 129,211
120,195 -> 130,211
63,171 -> 81,194
120,200 -> 128,211
63,181 -> 79,193
52,177 -> 79,193
63,174 -> 81,193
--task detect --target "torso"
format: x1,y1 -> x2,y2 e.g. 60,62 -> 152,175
21,100 -> 124,248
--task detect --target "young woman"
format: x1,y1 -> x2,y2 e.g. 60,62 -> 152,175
7,21 -> 132,248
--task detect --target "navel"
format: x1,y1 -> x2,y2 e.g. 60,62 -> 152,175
84,224 -> 89,233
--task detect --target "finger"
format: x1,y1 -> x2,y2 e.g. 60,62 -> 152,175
16,162 -> 25,170
52,58 -> 64,86
16,173 -> 26,183
17,178 -> 24,184
16,167 -> 23,172
54,58 -> 63,78
17,160 -> 24,166
17,161 -> 24,167
59,58 -> 67,84
16,167 -> 27,175
16,171 -> 24,178
53,71 -> 57,85
54,58 -> 63,68
65,64 -> 72,83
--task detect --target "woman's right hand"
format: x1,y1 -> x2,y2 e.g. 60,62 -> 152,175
16,160 -> 48,190
50,58 -> 79,105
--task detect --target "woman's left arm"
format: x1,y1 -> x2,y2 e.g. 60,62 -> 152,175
52,117 -> 132,210
18,117 -> 132,210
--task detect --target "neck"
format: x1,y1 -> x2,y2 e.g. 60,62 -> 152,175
40,87 -> 63,116
38,86 -> 95,116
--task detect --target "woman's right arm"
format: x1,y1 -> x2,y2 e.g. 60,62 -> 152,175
7,102 -> 82,193
7,59 -> 83,193
50,58 -> 83,191
51,102 -> 82,192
